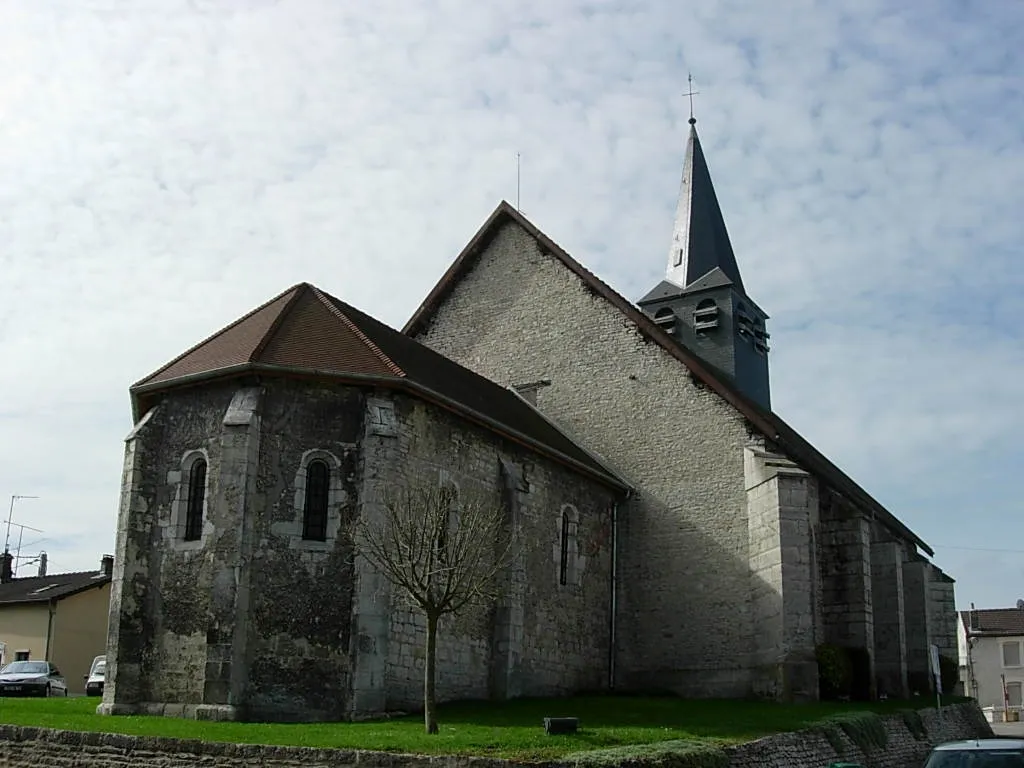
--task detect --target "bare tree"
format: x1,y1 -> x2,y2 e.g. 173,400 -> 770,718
355,481 -> 517,733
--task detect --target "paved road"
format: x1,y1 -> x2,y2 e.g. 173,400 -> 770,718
992,720 -> 1024,737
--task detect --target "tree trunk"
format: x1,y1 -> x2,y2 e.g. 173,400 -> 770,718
424,612 -> 439,734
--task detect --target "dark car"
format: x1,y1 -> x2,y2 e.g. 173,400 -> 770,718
924,738 -> 1024,766
0,660 -> 68,697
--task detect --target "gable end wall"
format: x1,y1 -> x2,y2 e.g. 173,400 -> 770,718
413,221 -> 770,696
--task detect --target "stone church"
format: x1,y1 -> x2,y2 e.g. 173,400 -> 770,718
101,117 -> 958,722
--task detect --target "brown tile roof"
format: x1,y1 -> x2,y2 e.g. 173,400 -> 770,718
134,285 -> 401,388
961,609 -> 1024,637
131,283 -> 627,490
402,201 -> 934,556
0,570 -> 111,606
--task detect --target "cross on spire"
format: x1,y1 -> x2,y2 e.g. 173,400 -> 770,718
683,72 -> 699,125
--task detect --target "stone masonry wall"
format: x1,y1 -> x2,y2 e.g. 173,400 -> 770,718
353,390 -> 616,714
0,702 -> 993,768
104,379 -> 364,723
243,380 -> 363,721
818,492 -> 875,681
725,700 -> 992,768
745,448 -> 819,701
903,558 -> 932,695
411,219 -> 761,697
871,541 -> 909,699
927,565 -> 958,672
102,382 -> 240,715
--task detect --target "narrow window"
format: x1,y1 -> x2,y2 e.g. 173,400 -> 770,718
302,460 -> 330,541
436,484 -> 459,566
559,511 -> 569,585
184,459 -> 207,541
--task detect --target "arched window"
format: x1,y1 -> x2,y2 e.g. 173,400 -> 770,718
302,460 -> 330,541
560,508 -> 578,586
653,306 -> 677,333
693,298 -> 719,331
184,459 -> 207,541
436,483 -> 460,566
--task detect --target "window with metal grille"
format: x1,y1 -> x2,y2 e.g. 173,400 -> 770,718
184,459 -> 207,541
302,460 -> 330,541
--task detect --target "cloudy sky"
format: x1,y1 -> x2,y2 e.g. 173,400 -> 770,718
0,1 -> 1020,612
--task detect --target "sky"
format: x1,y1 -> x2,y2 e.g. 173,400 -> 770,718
0,0 -> 1021,613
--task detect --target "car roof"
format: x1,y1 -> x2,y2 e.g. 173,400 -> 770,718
934,739 -> 1024,751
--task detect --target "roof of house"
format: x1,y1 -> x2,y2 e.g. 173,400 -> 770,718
961,608 -> 1024,637
0,570 -> 112,606
131,283 -> 627,490
402,200 -> 934,556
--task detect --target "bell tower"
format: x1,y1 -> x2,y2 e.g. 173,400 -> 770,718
638,114 -> 771,410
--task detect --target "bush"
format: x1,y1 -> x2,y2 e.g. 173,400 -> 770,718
940,654 -> 959,694
817,712 -> 888,756
900,708 -> 928,740
817,644 -> 854,700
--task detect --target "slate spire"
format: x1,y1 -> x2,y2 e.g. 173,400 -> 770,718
638,114 -> 771,410
665,118 -> 744,292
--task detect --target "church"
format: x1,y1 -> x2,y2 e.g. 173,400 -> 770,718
100,117 -> 958,722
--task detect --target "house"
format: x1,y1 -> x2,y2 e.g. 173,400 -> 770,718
100,115 -> 958,722
960,605 -> 1024,721
0,553 -> 113,694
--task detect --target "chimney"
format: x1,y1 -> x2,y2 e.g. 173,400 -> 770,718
37,552 -> 47,578
101,554 -> 113,578
1,551 -> 12,583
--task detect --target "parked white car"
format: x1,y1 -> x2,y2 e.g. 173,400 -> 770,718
84,655 -> 105,697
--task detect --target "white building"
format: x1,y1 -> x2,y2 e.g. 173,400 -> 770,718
960,605 -> 1024,722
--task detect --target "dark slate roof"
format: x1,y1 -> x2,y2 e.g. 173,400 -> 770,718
961,609 -> 1024,637
679,266 -> 736,295
131,284 -> 626,490
671,123 -> 745,291
638,280 -> 684,306
402,200 -> 934,556
0,570 -> 111,606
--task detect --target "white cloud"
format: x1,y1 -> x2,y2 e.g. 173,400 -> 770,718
0,0 -> 1020,609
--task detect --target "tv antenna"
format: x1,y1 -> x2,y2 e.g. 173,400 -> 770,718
11,523 -> 44,578
5,495 -> 38,554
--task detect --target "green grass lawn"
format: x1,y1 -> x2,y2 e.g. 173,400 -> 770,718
0,693 -> 965,761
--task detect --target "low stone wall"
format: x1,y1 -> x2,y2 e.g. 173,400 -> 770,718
725,701 -> 993,767
0,701 -> 993,768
